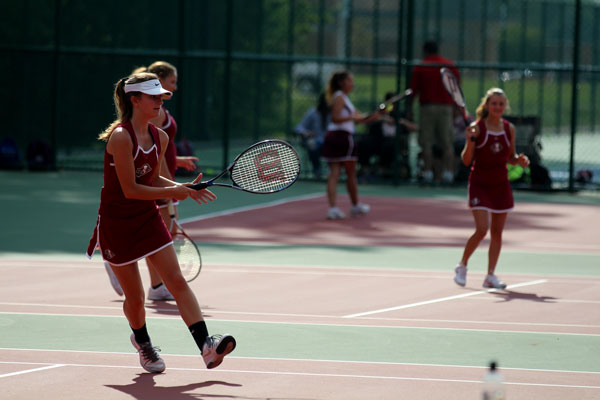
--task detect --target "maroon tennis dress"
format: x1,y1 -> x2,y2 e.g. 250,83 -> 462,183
156,107 -> 179,208
86,121 -> 172,266
161,108 -> 178,178
467,119 -> 514,213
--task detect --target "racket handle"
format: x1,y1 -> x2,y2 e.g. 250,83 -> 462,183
166,200 -> 176,232
190,181 -> 209,191
167,200 -> 176,217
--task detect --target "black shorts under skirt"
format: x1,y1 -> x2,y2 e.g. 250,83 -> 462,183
321,130 -> 357,162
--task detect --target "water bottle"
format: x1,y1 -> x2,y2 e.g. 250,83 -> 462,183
482,361 -> 505,400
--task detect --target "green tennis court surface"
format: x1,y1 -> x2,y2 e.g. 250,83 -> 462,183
2,313 -> 598,372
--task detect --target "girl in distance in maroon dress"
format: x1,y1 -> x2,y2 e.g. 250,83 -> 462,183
453,88 -> 530,289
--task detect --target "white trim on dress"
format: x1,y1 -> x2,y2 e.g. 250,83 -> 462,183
110,144 -> 158,167
476,129 -> 509,149
101,241 -> 174,267
161,116 -> 172,130
470,206 -> 513,213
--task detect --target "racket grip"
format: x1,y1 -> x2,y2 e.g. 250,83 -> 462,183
190,181 -> 209,190
167,200 -> 175,217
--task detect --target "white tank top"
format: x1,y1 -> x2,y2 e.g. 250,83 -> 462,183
327,91 -> 355,133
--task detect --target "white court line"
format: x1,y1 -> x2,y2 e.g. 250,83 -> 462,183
0,360 -> 598,389
344,279 -> 548,318
3,353 -> 600,375
2,311 -> 598,336
179,193 -> 322,224
0,364 -> 64,378
1,303 -> 599,330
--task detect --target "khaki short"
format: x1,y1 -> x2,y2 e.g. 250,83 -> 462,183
418,104 -> 453,151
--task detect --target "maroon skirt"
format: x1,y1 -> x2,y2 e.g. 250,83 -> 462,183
468,179 -> 514,213
321,130 -> 357,162
87,206 -> 172,266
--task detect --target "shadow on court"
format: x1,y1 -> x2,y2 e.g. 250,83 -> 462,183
184,195 -> 600,252
490,290 -> 558,303
106,373 -> 242,400
143,300 -> 218,318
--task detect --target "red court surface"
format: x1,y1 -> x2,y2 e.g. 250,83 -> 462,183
1,259 -> 599,400
1,195 -> 599,399
184,195 -> 600,254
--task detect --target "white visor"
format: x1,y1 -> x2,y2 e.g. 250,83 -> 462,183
124,79 -> 172,96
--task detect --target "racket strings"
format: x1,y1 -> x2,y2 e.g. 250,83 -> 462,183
231,142 -> 300,193
441,69 -> 466,107
173,233 -> 201,280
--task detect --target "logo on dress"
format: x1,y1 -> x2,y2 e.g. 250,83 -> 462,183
471,197 -> 480,206
104,249 -> 116,259
491,141 -> 503,153
136,163 -> 152,177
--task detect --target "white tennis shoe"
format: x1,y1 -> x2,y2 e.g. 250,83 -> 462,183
483,274 -> 507,289
454,263 -> 467,286
202,334 -> 237,369
350,203 -> 370,216
130,334 -> 165,373
148,284 -> 174,301
327,207 -> 345,220
104,261 -> 123,296
441,170 -> 454,184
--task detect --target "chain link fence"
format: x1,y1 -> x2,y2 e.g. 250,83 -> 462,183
1,0 -> 598,190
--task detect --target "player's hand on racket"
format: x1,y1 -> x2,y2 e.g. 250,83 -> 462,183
465,123 -> 479,143
353,112 -> 366,122
170,183 -> 197,201
186,173 -> 217,204
355,110 -> 383,124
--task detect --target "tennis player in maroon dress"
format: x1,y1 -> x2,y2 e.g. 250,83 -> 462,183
87,72 -> 236,373
453,88 -> 530,289
102,61 -> 200,301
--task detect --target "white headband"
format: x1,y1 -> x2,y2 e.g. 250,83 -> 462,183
124,79 -> 172,96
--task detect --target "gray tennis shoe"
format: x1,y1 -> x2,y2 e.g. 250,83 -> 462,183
130,334 -> 165,373
483,274 -> 507,289
202,334 -> 236,369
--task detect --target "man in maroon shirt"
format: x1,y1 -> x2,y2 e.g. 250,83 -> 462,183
409,41 -> 460,184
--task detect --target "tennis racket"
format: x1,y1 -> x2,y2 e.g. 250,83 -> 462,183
440,67 -> 468,124
168,201 -> 202,282
358,89 -> 413,123
378,88 -> 413,112
358,89 -> 412,122
190,139 -> 300,194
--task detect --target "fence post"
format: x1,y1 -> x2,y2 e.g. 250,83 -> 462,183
176,0 -> 185,135
50,0 -> 61,170
222,0 -> 233,169
393,0 -> 405,185
404,0 -> 414,97
569,0 -> 582,192
285,0 -> 295,141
